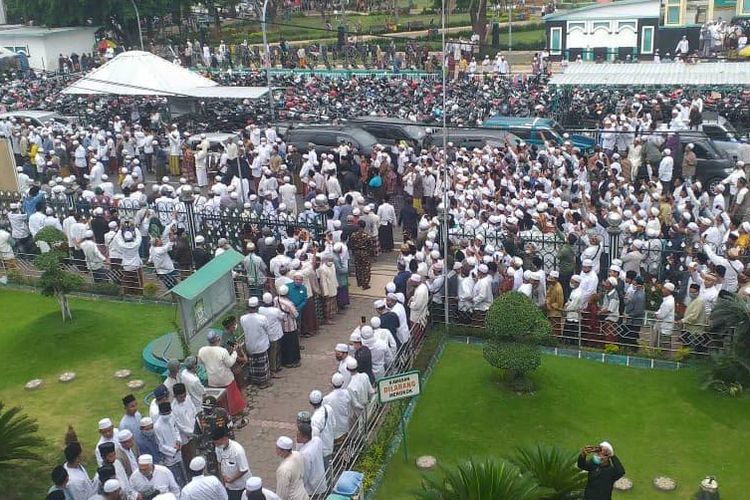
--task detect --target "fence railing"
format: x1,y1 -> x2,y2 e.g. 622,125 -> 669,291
306,320 -> 428,496
0,191 -> 328,252
432,298 -> 734,358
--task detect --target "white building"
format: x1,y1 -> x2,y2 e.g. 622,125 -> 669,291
0,25 -> 97,71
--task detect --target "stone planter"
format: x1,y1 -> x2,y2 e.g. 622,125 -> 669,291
59,372 -> 76,383
614,477 -> 633,491
416,456 -> 437,470
653,476 -> 677,491
114,369 -> 132,379
127,379 -> 145,390
25,379 -> 43,390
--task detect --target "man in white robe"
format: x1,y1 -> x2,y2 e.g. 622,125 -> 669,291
274,436 -> 309,500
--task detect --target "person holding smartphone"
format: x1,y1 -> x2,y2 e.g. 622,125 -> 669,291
577,441 -> 625,500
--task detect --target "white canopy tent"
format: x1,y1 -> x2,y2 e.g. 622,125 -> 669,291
62,50 -> 267,99
550,62 -> 750,86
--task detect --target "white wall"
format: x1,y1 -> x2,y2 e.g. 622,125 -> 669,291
566,22 -> 638,49
41,29 -> 98,71
0,27 -> 97,71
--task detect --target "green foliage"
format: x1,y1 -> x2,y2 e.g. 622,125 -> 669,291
0,401 -> 44,470
35,252 -> 84,299
33,226 -> 66,251
674,346 -> 691,362
142,282 -> 160,298
417,458 -> 545,500
509,444 -> 586,500
483,293 -> 550,390
603,344 -> 620,355
485,292 -> 551,344
91,282 -> 122,297
483,342 -> 541,378
705,294 -> 750,390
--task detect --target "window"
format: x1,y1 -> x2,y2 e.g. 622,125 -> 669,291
617,21 -> 637,32
743,0 -> 750,13
568,21 -> 586,33
663,0 -> 683,25
641,26 -> 655,54
550,27 -> 563,55
592,21 -> 611,32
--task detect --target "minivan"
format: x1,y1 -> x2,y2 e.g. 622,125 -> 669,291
481,116 -> 596,151
284,125 -> 379,157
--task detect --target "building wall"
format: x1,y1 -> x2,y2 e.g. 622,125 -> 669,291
546,17 -> 659,60
0,28 -> 97,71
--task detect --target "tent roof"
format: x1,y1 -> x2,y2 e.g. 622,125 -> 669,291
544,0 -> 659,21
171,249 -> 244,300
549,62 -> 750,86
187,86 -> 269,99
62,50 -> 218,96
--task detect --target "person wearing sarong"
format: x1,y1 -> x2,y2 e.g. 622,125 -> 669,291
181,145 -> 196,183
317,255 -> 338,324
241,297 -> 272,388
333,243 -> 350,310
348,221 -> 375,289
198,331 -> 247,416
276,286 -> 301,368
289,272 -> 316,337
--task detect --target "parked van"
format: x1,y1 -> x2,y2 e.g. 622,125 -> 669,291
482,116 -> 596,151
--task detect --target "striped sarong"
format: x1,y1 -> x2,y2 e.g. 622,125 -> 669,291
248,351 -> 270,386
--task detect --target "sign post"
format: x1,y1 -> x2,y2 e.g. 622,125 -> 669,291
377,370 -> 421,462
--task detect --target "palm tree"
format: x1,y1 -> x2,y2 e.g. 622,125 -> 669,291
510,444 -> 586,500
417,458 -> 546,500
0,402 -> 44,469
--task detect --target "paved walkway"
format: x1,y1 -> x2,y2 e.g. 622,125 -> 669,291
234,252 -> 398,488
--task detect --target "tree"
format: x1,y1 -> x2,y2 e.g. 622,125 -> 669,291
704,294 -> 750,391
34,226 -> 84,322
418,458 -> 545,500
0,401 -> 44,470
483,292 -> 550,392
509,444 -> 586,500
433,0 -> 487,44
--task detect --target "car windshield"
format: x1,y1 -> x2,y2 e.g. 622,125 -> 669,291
349,129 -> 377,147
722,120 -> 738,139
405,125 -> 426,139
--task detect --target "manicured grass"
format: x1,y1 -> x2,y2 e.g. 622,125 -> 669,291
0,290 -> 173,499
377,344 -> 750,499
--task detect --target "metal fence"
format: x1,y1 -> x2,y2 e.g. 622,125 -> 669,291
432,299 -> 734,359
0,191 -> 328,253
311,320 -> 428,496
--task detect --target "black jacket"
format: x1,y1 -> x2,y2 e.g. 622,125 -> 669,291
578,454 -> 625,500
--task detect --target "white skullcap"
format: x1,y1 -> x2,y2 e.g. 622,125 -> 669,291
263,292 -> 273,304
664,282 -> 675,292
607,277 -> 618,287
98,418 -> 113,430
276,436 -> 294,450
331,373 -> 345,387
103,479 -> 120,493
410,273 -> 422,282
140,417 -> 153,427
478,264 -> 489,274
189,456 -> 207,471
346,357 -> 358,370
248,297 -> 259,307
374,299 -> 386,309
278,285 -> 289,296
599,441 -> 614,455
246,476 -> 263,491
194,235 -> 205,244
370,316 -> 381,328
116,429 -> 133,442
309,390 -> 323,404
335,343 -> 349,353
385,282 -> 396,293
350,331 -> 362,342
138,454 -> 154,465
549,270 -> 559,278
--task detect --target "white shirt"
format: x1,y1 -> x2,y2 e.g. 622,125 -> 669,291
655,294 -> 675,336
80,239 -> 106,270
299,437 -> 327,496
198,345 -> 237,387
181,474 -> 228,500
241,311 -> 272,354
347,372 -> 373,412
258,306 -> 284,343
130,464 -> 181,496
377,203 -> 396,225
579,270 -> 599,303
178,368 -> 206,410
153,414 -> 182,466
242,488 -> 281,500
311,404 -> 337,457
391,302 -> 409,344
149,242 -> 175,274
171,397 -> 197,444
63,463 -> 94,500
323,388 -> 352,439
215,439 -> 251,491
275,451 -> 308,500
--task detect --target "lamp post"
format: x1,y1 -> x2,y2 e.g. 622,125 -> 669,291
508,2 -> 512,52
441,0 -> 449,325
606,212 -> 623,265
130,0 -> 144,51
262,0 -> 275,121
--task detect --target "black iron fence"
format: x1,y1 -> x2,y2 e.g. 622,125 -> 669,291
0,190 -> 327,253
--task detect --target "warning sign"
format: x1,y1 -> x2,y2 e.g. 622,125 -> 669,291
378,370 -> 421,404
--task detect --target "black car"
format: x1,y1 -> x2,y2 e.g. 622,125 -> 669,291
671,131 -> 732,189
284,125 -> 379,157
346,117 -> 432,150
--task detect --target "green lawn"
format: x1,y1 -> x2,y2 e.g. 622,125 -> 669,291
377,344 -> 750,499
0,290 -> 173,499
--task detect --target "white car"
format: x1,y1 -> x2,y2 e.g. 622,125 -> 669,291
0,110 -> 77,131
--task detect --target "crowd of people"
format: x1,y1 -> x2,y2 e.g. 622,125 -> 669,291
3,39 -> 750,500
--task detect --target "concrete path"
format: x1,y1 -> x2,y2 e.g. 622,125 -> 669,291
234,252 -> 399,489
